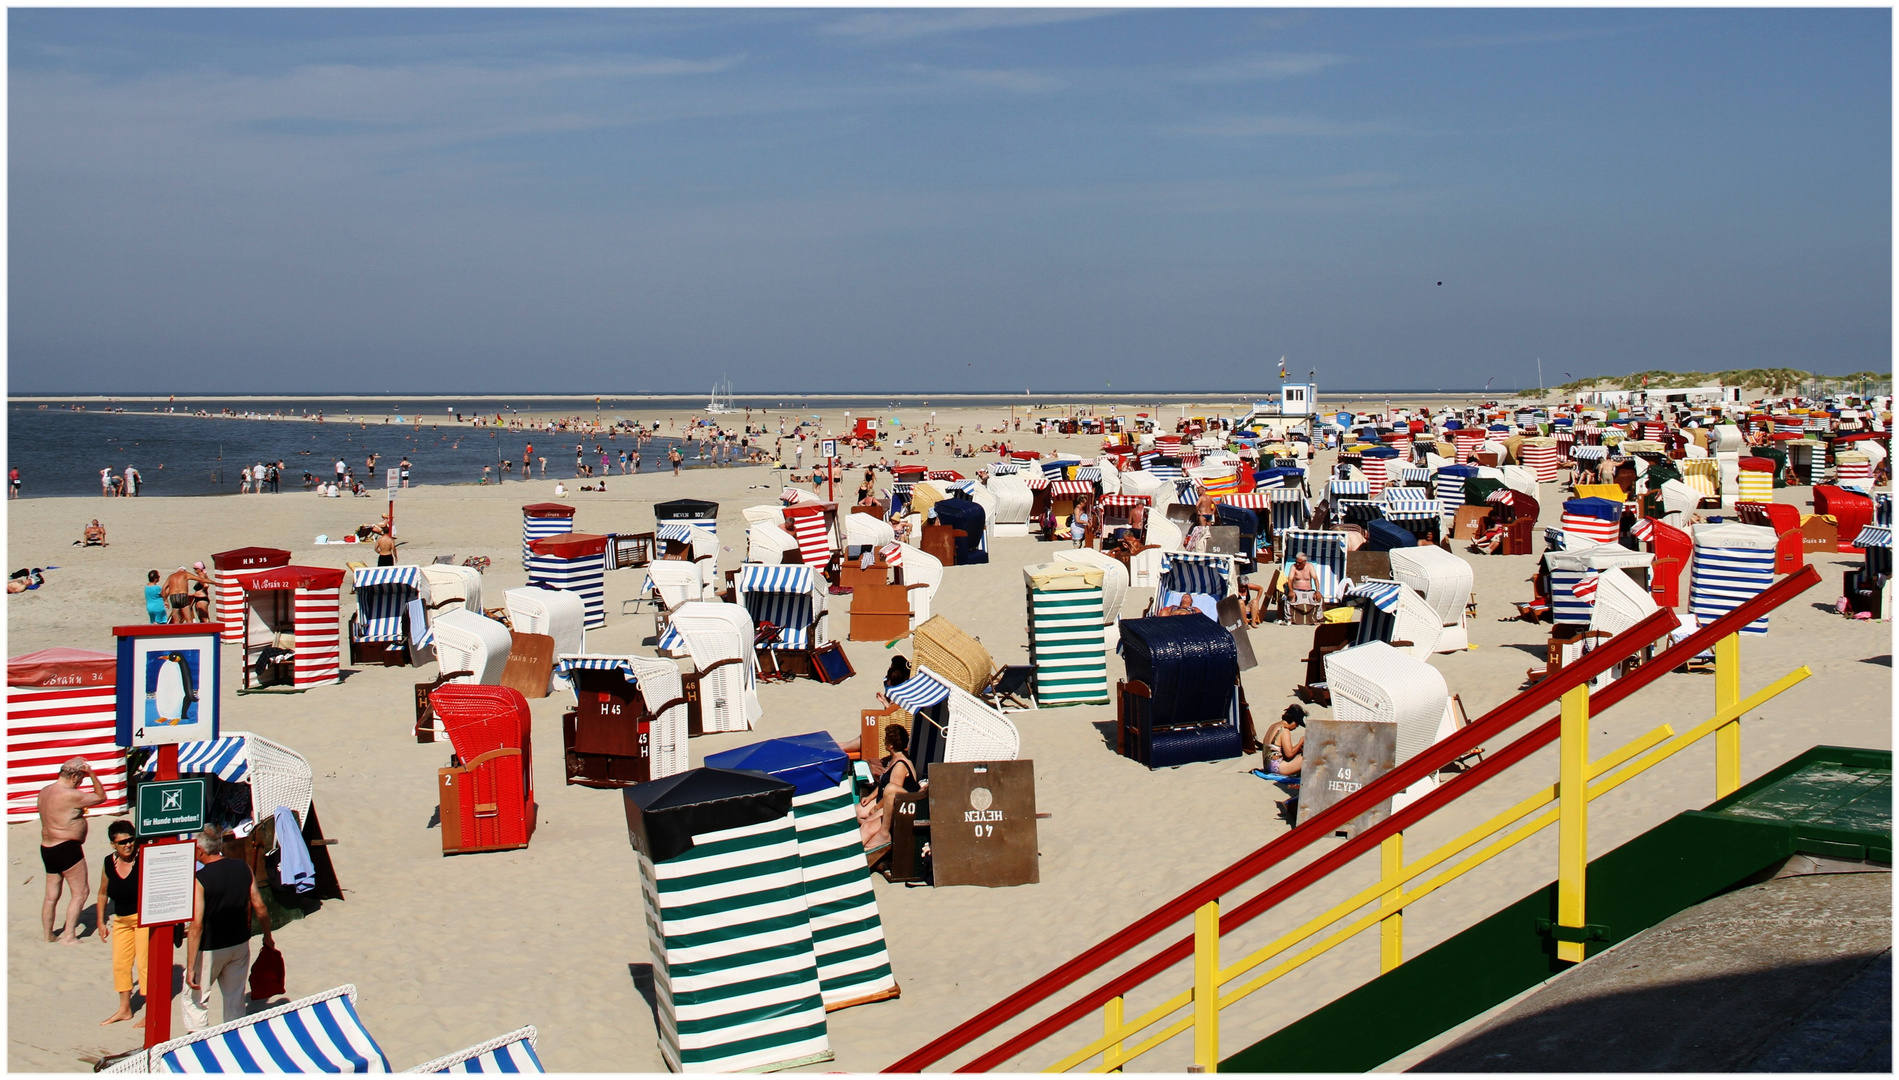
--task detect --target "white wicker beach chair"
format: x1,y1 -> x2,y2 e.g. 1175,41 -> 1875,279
895,542 -> 944,629
747,520 -> 801,565
914,665 -> 1021,763
242,733 -> 316,828
1063,547 -> 1131,649
665,601 -> 762,732
504,587 -> 587,689
742,505 -> 783,527
986,473 -> 1035,536
1389,582 -> 1444,659
419,564 -> 483,615
1386,543 -> 1475,650
1325,640 -> 1450,769
845,511 -> 896,552
625,654 -> 690,780
1128,512 -> 1185,589
1588,566 -> 1660,639
428,609 -> 512,685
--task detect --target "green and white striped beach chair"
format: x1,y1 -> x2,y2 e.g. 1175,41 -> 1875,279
704,732 -> 900,1012
627,769 -> 832,1073
1024,560 -> 1111,706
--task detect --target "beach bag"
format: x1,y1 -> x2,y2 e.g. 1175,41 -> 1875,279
249,942 -> 285,1001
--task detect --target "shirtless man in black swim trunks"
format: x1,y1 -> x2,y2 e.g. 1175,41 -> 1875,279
39,758 -> 107,943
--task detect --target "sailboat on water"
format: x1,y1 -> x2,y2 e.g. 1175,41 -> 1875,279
705,377 -> 735,415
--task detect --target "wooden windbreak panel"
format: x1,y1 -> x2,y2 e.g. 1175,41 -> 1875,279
500,633 -> 556,699
1451,506 -> 1493,540
927,760 -> 1039,888
850,582 -> 913,641
1296,719 -> 1397,839
921,524 -> 960,566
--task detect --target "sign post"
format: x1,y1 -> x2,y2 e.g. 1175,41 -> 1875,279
385,467 -> 400,538
114,623 -> 219,1048
141,747 -> 190,1047
821,439 -> 839,503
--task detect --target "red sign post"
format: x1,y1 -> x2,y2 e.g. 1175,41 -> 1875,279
142,745 -> 190,1048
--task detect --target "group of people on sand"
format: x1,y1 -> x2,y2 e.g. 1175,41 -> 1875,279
141,563 -> 215,623
38,759 -> 276,1030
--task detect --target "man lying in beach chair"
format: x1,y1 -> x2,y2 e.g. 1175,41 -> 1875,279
79,520 -> 107,546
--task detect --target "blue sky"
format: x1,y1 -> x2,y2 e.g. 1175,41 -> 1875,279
8,8 -> 1889,394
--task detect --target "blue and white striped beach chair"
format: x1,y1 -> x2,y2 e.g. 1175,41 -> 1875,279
1278,529 -> 1350,603
351,565 -> 429,663
1159,552 -> 1234,609
1689,522 -> 1778,635
735,563 -> 829,653
107,985 -> 392,1073
403,1028 -> 543,1074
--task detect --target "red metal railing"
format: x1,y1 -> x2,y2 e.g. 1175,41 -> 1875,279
888,564 -> 1821,1072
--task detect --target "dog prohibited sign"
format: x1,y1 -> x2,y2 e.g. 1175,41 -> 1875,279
137,778 -> 207,838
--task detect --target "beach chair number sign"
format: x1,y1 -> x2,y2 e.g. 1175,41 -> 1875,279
113,625 -> 221,748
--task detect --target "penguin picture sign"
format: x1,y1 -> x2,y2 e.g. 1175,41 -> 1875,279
113,625 -> 220,747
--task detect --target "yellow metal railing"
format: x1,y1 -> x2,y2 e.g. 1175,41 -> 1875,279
1049,630 -> 1810,1073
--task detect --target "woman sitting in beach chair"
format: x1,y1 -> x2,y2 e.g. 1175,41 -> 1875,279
856,723 -> 919,857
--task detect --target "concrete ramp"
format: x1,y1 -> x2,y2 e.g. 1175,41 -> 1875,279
1413,869 -> 1890,1072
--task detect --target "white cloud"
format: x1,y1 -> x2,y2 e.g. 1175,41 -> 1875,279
902,64 -> 1062,93
1178,52 -> 1348,82
819,9 -> 1112,44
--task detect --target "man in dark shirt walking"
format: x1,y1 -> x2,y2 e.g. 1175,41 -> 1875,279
182,826 -> 273,1031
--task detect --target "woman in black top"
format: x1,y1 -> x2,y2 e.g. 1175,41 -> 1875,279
857,725 -> 919,855
94,820 -> 147,1025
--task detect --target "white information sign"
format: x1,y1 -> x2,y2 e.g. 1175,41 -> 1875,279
139,839 -> 198,926
820,439 -> 838,460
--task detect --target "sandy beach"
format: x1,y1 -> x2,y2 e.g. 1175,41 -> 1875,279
7,403 -> 1890,1073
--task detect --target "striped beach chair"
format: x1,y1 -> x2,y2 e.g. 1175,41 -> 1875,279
703,733 -> 900,1013
736,563 -> 830,657
627,770 -> 832,1073
525,534 -> 607,629
403,1029 -> 543,1073
7,648 -> 125,823
1328,478 -> 1369,503
657,603 -> 761,732
783,505 -> 834,570
351,565 -> 431,663
1432,465 -> 1474,509
521,503 -> 575,568
1560,497 -> 1623,548
883,666 -> 1020,773
110,985 -> 391,1073
1378,488 -> 1443,537
1345,579 -> 1442,658
1277,529 -> 1350,603
1689,522 -> 1779,634
1025,561 -> 1111,706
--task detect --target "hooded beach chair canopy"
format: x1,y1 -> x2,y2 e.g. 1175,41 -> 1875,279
140,731 -> 314,828
1324,640 -> 1451,765
736,563 -> 829,649
352,565 -> 429,645
402,1028 -> 543,1074
105,985 -> 392,1073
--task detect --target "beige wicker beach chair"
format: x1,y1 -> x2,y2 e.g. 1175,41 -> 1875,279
911,614 -> 996,696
